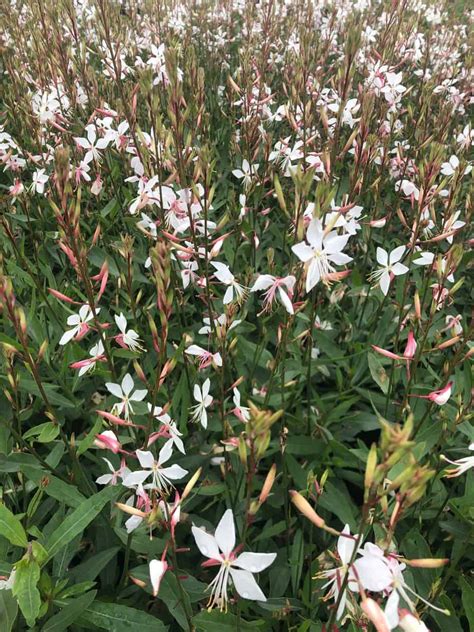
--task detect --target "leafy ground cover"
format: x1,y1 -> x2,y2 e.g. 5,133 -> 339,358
0,0 -> 472,630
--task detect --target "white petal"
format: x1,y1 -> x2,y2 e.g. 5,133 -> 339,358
186,345 -> 204,356
130,389 -> 148,402
391,263 -> 409,276
191,526 -> 220,559
328,252 -> 352,265
292,242 -> 314,262
306,218 -> 323,249
158,439 -> 174,465
215,509 -> 235,556
115,313 -> 127,333
59,328 -> 77,346
125,515 -> 143,533
230,568 -> 266,601
376,247 -> 388,266
380,271 -> 391,296
106,382 -> 123,398
95,474 -> 113,485
202,378 -> 211,398
223,285 -> 234,304
337,525 -> 357,564
161,464 -> 188,480
122,470 -> 151,487
122,373 -> 135,396
251,275 -> 274,292
136,450 -> 155,469
278,288 -> 294,314
233,552 -> 276,573
306,259 -> 320,293
149,560 -> 167,596
193,384 -> 202,402
385,590 -> 400,629
389,246 -> 406,264
353,556 -> 392,592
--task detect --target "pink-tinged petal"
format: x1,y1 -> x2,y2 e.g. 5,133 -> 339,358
389,246 -> 406,264
122,470 -> 151,487
121,373 -> 134,396
371,346 -> 402,361
215,509 -> 235,556
379,271 -> 391,296
74,137 -> 90,150
106,382 -> 123,398
353,556 -> 392,592
233,552 -> 276,573
136,450 -> 155,469
186,345 -> 204,356
161,464 -> 188,480
230,568 -> 266,601
376,247 -> 388,266
291,242 -> 314,262
251,275 -> 274,292
149,560 -> 168,597
391,262 -> 409,276
278,287 -> 294,314
361,598 -> 391,632
191,525 -> 221,559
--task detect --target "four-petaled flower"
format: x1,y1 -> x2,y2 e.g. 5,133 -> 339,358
114,313 -> 143,352
105,373 -> 148,420
251,274 -> 296,314
369,246 -> 408,296
192,509 -> 276,610
190,379 -> 213,429
59,305 -> 97,346
122,440 -> 188,491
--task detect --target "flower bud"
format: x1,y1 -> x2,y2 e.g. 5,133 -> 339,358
361,597 -> 390,632
259,464 -> 277,504
290,491 -> 325,528
182,467 -> 202,499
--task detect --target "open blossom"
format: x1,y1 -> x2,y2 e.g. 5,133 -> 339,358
232,159 -> 258,190
410,381 -> 453,406
317,525 -> 359,620
96,457 -> 130,486
185,345 -> 223,369
74,125 -> 109,163
250,274 -> 296,314
192,509 -> 276,610
105,373 -> 148,420
211,261 -> 247,304
233,388 -> 250,422
31,168 -> 49,194
122,440 -> 188,491
190,378 -> 213,429
292,218 -> 352,293
114,313 -> 143,352
441,443 -> 474,477
59,305 -> 98,345
369,246 -> 408,296
148,405 -> 185,454
70,341 -> 105,376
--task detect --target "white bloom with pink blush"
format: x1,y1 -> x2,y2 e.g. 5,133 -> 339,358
251,274 -> 296,314
211,261 -> 247,305
185,344 -> 223,369
74,125 -> 109,163
192,509 -> 276,610
233,388 -> 250,422
95,457 -> 130,486
59,305 -> 97,346
114,313 -> 143,352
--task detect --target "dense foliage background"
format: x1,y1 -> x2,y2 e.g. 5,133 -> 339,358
0,0 -> 472,630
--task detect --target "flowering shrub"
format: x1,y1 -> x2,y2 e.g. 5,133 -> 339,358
0,0 -> 472,630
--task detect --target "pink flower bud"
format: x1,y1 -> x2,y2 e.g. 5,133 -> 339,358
94,430 -> 121,453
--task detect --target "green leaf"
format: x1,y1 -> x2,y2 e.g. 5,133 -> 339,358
368,353 -> 390,394
45,486 -> 121,561
42,590 -> 97,632
0,589 -> 18,632
0,504 -> 28,548
290,529 -> 304,595
69,547 -> 120,583
78,601 -> 168,631
460,575 -> 474,629
192,610 -> 266,630
12,558 -> 41,628
23,422 -> 59,444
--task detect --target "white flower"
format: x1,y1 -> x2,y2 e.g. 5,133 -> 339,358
395,180 -> 419,200
74,125 -> 109,163
211,261 -> 247,304
59,305 -> 97,346
122,440 -> 188,491
192,509 -> 276,610
233,388 -> 250,422
185,345 -> 223,369
440,155 -> 471,177
0,570 -> 16,591
115,313 -> 143,352
31,168 -> 49,194
441,443 -> 474,478
318,525 -> 359,620
96,458 -> 130,486
190,379 -> 213,429
291,218 -> 352,293
105,373 -> 148,420
369,246 -> 409,296
250,274 -> 295,314
148,405 -> 185,454
232,159 -> 258,190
